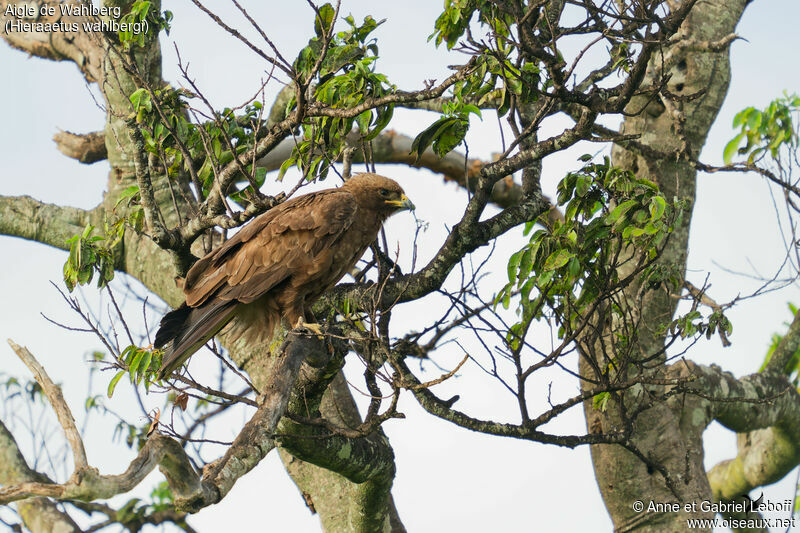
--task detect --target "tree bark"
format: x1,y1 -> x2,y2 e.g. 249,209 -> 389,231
583,1 -> 751,531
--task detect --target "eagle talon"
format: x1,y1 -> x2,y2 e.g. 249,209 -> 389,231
293,317 -> 324,337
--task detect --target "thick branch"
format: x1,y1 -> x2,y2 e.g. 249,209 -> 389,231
279,370 -> 404,533
0,348 -> 199,507
255,129 -> 525,209
276,335 -> 396,486
53,131 -> 107,164
126,121 -> 182,251
0,421 -> 84,533
0,332 -> 341,518
0,433 -> 204,506
0,195 -> 95,251
193,331 -> 315,508
698,366 -> 800,501
0,0 -> 104,82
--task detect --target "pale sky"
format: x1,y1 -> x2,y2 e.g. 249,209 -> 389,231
1,1 -> 800,532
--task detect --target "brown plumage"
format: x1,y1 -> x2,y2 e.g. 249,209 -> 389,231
154,173 -> 414,379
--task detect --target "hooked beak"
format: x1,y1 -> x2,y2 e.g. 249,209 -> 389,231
386,194 -> 415,211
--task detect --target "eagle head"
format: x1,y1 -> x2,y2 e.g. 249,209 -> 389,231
342,173 -> 415,216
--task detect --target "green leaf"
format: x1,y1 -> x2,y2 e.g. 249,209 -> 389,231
568,256 -> 581,277
507,250 -> 523,282
129,88 -> 151,113
462,104 -> 482,118
543,249 -> 573,271
632,209 -> 648,224
314,3 -> 336,37
575,175 -> 589,197
410,118 -> 450,161
356,110 -> 372,134
108,370 -> 125,398
536,269 -> 554,288
606,199 -> 637,225
137,350 -> 152,385
518,248 -> 534,284
115,185 -> 140,208
649,196 -> 666,220
432,119 -> 468,157
364,105 -> 394,141
277,154 -> 297,181
128,348 -> 145,380
723,132 -> 744,164
593,391 -> 610,411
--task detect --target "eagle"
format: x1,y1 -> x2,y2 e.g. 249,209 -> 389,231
154,173 -> 414,379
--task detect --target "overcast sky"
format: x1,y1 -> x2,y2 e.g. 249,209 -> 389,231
2,1 -> 800,532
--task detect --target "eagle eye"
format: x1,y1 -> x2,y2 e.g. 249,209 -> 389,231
379,188 -> 390,197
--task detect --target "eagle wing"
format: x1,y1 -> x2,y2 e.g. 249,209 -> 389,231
184,188 -> 358,306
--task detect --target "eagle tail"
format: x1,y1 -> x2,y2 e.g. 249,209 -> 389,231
154,301 -> 238,380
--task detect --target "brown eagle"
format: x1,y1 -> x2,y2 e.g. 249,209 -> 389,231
154,173 -> 414,379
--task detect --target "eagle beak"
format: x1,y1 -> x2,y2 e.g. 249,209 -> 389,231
386,194 -> 415,211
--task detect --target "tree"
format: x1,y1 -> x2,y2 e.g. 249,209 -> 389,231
1,1 -> 800,532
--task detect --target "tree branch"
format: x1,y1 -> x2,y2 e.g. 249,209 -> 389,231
0,332 -> 335,516
7,340 -> 88,471
53,131 -> 107,164
0,432 -> 205,506
276,334 -> 396,486
0,0 -> 104,82
699,366 -> 800,501
0,195 -> 95,251
306,58 -> 478,119
279,369 -> 404,533
126,121 -> 182,251
192,330 -> 315,508
255,129 -> 526,209
0,421 -> 85,533
388,352 -> 622,447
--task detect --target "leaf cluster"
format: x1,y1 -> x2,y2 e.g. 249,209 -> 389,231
107,344 -> 163,398
430,0 -> 509,51
667,309 -> 732,343
410,97 -> 481,160
63,223 -> 123,292
498,157 -> 679,347
409,50 -> 541,159
118,0 -> 173,50
283,8 -> 394,182
723,93 -> 800,164
129,85 -> 268,207
414,2 -> 546,159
